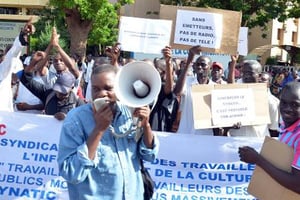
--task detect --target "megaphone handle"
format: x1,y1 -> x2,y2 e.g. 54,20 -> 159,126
109,117 -> 142,139
150,97 -> 158,113
134,117 -> 143,142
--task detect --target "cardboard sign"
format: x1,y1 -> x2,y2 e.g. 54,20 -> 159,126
247,136 -> 300,200
160,5 -> 242,55
119,0 -> 160,19
191,83 -> 270,129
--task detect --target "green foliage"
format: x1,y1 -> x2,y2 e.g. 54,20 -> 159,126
29,7 -> 69,51
265,56 -> 278,65
294,53 -> 300,64
30,23 -> 68,54
160,0 -> 300,30
49,0 -> 134,47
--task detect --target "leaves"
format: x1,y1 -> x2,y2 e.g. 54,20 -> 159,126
160,0 -> 300,30
30,23 -> 68,54
48,0 -> 133,55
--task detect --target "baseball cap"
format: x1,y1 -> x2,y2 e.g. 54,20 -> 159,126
211,62 -> 223,69
53,72 -> 75,94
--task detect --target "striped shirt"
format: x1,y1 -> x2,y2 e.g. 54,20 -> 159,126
279,119 -> 300,170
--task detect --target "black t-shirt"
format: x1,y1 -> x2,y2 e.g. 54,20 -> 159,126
149,86 -> 179,132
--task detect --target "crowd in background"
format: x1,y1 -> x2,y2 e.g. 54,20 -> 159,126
4,32 -> 300,137
1,19 -> 300,137
1,17 -> 300,199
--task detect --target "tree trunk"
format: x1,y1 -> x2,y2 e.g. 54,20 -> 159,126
64,8 -> 92,59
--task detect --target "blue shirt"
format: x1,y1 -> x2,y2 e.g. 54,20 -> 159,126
57,102 -> 159,200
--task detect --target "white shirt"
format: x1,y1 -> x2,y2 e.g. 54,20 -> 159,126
15,75 -> 44,114
228,82 -> 274,137
177,76 -> 214,135
267,89 -> 280,131
0,36 -> 24,112
84,59 -> 94,83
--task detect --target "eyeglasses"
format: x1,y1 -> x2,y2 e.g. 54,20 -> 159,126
194,62 -> 209,68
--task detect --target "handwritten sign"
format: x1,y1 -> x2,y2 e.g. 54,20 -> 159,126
191,83 -> 270,129
238,27 -> 248,56
174,9 -> 223,49
160,5 -> 242,54
211,88 -> 255,126
118,16 -> 172,54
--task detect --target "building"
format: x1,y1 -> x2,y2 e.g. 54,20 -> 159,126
0,0 -> 47,21
248,18 -> 300,69
0,0 -> 47,51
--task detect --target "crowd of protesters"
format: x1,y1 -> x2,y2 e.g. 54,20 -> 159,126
1,16 -> 300,199
2,20 -> 299,136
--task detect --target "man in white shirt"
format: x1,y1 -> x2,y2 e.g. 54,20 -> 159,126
0,18 -> 35,112
229,60 -> 276,137
174,46 -> 214,135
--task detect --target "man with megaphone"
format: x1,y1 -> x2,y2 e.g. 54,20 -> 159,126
57,63 -> 159,200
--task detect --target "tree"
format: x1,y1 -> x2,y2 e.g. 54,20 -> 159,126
48,0 -> 134,58
29,8 -> 68,53
160,0 -> 300,30
30,23 -> 68,54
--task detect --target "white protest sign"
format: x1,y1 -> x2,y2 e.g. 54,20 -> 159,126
0,111 -> 263,199
0,21 -> 25,52
174,9 -> 223,49
118,16 -> 172,54
211,88 -> 255,126
238,27 -> 249,56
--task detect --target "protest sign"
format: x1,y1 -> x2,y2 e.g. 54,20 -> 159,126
118,16 -> 172,54
211,88 -> 255,126
248,136 -> 300,200
191,83 -> 270,129
0,111 -> 263,199
0,21 -> 24,51
238,27 -> 249,56
119,0 -> 160,19
160,5 -> 242,55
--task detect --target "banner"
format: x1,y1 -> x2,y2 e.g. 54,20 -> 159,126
0,111 -> 263,199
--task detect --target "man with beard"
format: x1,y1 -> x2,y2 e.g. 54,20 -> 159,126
238,81 -> 300,194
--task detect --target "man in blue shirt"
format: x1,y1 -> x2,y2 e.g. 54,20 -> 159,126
57,64 -> 159,199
